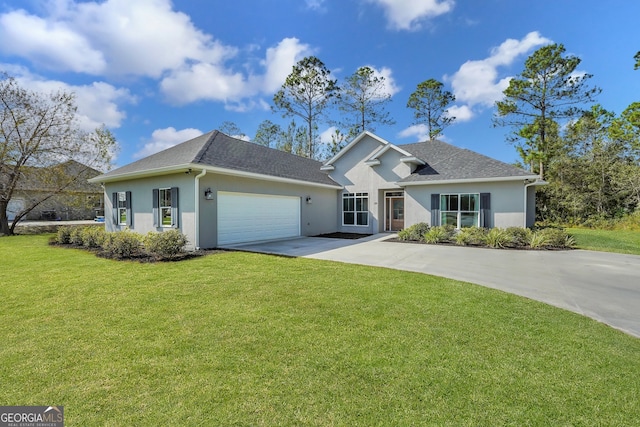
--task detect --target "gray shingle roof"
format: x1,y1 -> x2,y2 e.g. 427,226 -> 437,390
95,130 -> 339,187
397,139 -> 537,183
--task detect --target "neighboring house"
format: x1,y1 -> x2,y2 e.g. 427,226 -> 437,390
8,160 -> 104,221
89,130 -> 543,250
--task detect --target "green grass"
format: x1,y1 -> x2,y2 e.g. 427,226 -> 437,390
568,227 -> 640,255
2,235 -> 640,426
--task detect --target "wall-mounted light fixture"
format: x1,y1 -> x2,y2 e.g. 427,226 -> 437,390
204,188 -> 214,200
305,196 -> 312,204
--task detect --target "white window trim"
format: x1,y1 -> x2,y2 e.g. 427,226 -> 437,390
342,192 -> 369,227
440,193 -> 480,229
159,187 -> 172,228
116,191 -> 127,226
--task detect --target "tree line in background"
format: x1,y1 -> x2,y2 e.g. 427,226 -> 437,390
223,56 -> 456,160
494,44 -> 640,224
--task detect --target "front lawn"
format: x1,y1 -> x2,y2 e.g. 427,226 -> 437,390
568,227 -> 640,255
1,235 -> 639,425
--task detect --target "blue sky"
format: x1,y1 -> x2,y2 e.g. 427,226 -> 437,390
1,0 -> 638,168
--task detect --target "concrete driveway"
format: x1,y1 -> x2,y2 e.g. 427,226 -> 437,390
229,234 -> 640,338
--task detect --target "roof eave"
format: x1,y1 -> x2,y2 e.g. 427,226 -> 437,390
398,175 -> 541,186
88,164 -> 195,183
90,163 -> 343,190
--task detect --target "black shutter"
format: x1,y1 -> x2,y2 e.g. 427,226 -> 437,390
480,193 -> 491,228
111,192 -> 118,225
171,187 -> 179,228
152,189 -> 159,227
125,191 -> 132,227
431,194 -> 440,226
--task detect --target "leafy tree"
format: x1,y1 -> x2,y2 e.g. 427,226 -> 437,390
218,121 -> 246,139
273,120 -> 312,157
406,79 -> 455,140
494,43 -> 600,179
0,73 -> 116,235
253,120 -> 281,147
273,56 -> 338,159
540,105 -> 640,223
334,66 -> 395,139
635,51 -> 640,70
326,128 -> 348,157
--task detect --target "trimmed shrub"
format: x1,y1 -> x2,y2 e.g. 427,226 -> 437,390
103,230 -> 142,259
424,225 -> 455,244
505,227 -> 532,248
69,227 -> 85,245
56,226 -> 73,244
144,229 -> 188,258
455,227 -> 487,246
485,228 -> 512,249
397,222 -> 430,242
81,226 -> 107,248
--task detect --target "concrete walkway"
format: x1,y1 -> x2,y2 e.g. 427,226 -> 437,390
230,234 -> 640,338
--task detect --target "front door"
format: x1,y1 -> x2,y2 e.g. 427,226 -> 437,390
386,196 -> 404,231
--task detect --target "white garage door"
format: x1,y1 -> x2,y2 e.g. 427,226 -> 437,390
218,192 -> 300,245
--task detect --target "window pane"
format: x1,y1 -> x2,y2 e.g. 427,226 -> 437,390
361,196 -> 368,211
119,209 -> 127,224
441,212 -> 457,226
461,212 -> 478,228
461,194 -> 479,211
344,196 -> 354,211
460,194 -> 471,211
160,189 -> 171,208
161,207 -> 172,226
449,194 -> 459,211
357,212 -> 368,226
355,197 -> 363,212
344,212 -> 355,225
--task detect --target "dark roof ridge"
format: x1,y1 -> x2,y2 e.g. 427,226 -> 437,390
192,130 -> 218,163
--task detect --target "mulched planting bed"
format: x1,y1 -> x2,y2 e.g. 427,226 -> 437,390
383,236 -> 571,250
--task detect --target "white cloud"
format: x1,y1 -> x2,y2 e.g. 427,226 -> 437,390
319,126 -> 337,145
134,127 -> 203,158
160,62 -> 248,105
0,0 -> 235,78
305,0 -> 326,11
366,65 -> 401,97
445,104 -> 474,122
0,9 -> 105,73
445,31 -> 551,118
368,0 -> 455,31
261,38 -> 313,94
3,64 -> 133,131
161,37 -> 312,105
0,2 -> 317,109
398,124 -> 429,141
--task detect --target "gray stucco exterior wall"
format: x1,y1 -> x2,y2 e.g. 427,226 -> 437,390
196,173 -> 338,248
405,181 -> 531,229
103,171 -> 338,250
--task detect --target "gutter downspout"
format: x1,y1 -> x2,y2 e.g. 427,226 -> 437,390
194,169 -> 206,249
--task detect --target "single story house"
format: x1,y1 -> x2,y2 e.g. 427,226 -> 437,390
7,160 -> 104,222
89,130 -> 543,250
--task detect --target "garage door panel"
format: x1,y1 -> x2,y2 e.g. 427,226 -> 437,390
218,192 -> 300,245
